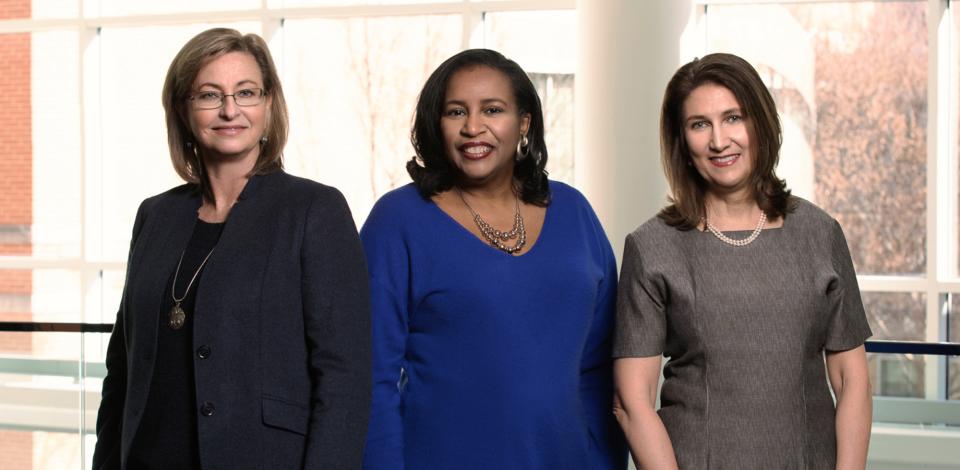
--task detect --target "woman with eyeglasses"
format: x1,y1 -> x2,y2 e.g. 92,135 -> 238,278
612,53 -> 872,469
92,28 -> 371,470
361,49 -> 627,470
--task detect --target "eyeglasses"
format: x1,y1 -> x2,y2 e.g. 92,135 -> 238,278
188,88 -> 266,110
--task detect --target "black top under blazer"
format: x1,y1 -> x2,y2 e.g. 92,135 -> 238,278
92,170 -> 372,470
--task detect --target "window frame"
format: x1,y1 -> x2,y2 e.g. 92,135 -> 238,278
697,0 -> 958,401
0,0 -> 576,317
0,1 -> 576,463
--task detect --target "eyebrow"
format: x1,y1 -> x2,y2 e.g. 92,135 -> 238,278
195,79 -> 260,90
443,98 -> 509,107
684,108 -> 743,123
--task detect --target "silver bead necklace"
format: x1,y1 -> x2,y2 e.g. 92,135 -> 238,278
457,188 -> 526,255
704,211 -> 767,247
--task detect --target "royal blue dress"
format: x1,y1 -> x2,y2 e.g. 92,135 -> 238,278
361,181 -> 627,470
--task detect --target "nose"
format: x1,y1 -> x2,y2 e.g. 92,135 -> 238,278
219,95 -> 239,119
460,112 -> 483,137
709,125 -> 729,152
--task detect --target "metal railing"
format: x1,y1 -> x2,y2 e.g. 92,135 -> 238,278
0,322 -> 112,333
865,340 -> 960,356
4,323 -> 957,352
1,322 -> 959,431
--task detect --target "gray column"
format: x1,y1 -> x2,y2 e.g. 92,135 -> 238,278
575,0 -> 697,260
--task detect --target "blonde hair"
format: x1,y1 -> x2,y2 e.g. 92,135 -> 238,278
162,28 -> 288,200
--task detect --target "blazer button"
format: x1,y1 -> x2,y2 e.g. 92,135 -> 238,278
197,345 -> 211,359
200,402 -> 215,417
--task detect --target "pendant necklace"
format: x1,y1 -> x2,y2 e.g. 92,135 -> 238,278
168,247 -> 216,330
457,188 -> 526,255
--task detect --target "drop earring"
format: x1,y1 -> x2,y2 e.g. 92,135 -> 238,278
515,134 -> 530,161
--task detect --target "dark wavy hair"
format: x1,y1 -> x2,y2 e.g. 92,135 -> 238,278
407,49 -> 550,205
659,52 -> 793,229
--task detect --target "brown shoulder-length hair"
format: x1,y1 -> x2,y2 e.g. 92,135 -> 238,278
162,28 -> 288,200
659,52 -> 793,230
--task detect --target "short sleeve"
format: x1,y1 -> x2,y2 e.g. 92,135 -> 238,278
824,219 -> 872,351
613,231 -> 667,358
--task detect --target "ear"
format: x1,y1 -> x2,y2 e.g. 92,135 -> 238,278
520,112 -> 531,136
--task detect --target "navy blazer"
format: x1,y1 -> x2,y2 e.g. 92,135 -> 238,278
92,171 -> 372,470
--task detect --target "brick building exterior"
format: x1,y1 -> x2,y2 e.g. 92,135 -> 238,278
0,0 -> 33,467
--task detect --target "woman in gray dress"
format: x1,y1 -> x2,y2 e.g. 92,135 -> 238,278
612,52 -> 872,469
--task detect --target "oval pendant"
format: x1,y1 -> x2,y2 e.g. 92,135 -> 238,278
169,303 -> 186,330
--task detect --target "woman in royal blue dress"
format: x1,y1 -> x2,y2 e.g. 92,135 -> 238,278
361,49 -> 627,470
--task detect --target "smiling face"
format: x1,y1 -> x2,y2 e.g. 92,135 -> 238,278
187,51 -> 271,166
682,82 -> 755,198
440,65 -> 531,188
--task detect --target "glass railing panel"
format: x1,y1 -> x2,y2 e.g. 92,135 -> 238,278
0,331 -> 94,470
949,294 -> 959,400
862,292 -> 927,398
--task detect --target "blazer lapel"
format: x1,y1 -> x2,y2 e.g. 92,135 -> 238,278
120,185 -> 201,455
193,172 -> 276,335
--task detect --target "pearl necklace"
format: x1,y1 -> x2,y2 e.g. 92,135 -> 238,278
704,211 -> 767,247
457,188 -> 526,255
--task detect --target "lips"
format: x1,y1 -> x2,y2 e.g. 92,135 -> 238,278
212,125 -> 247,136
708,154 -> 739,167
459,142 -> 493,160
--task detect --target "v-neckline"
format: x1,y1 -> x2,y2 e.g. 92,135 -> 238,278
428,192 -> 551,259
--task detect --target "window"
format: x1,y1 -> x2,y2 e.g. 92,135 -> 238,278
704,0 -> 958,402
281,14 -> 462,217
0,2 -> 577,468
483,10 -> 576,182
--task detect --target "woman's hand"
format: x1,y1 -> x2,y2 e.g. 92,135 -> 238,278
613,357 -> 679,470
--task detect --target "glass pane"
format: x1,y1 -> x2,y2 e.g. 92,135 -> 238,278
950,294 -> 959,400
269,0 -> 454,6
0,269 -> 81,324
0,431 -> 89,470
83,330 -> 109,469
281,15 -> 461,226
0,332 -> 86,470
862,291 -> 925,342
0,33 -> 33,256
94,23 -> 260,261
707,2 -> 927,275
0,0 -> 76,19
862,291 -> 925,398
1,31 -> 82,258
33,30 -> 82,259
33,0 -> 79,19
868,353 -> 924,398
484,10 -> 576,184
0,269 -> 32,325
84,0 -> 258,17
956,2 -> 960,280
0,0 -> 30,19
89,270 -> 125,324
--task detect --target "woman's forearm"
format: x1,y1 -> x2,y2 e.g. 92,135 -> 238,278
834,376 -> 872,470
613,404 -> 678,470
827,346 -> 871,470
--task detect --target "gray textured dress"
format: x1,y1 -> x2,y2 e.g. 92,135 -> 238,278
613,198 -> 872,470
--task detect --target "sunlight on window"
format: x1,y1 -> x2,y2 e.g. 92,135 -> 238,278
708,2 -> 928,277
